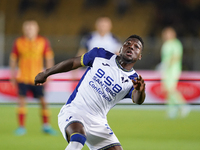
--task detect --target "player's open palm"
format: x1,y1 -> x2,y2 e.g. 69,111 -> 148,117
35,72 -> 47,86
132,75 -> 145,92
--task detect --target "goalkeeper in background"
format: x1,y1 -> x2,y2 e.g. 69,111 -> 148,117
161,27 -> 190,119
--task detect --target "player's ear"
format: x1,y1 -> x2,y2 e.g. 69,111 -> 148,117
138,54 -> 142,60
119,47 -> 122,54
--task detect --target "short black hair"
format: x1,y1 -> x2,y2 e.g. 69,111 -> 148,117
125,35 -> 144,49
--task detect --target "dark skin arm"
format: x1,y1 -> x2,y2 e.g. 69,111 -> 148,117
35,56 -> 82,85
35,55 -> 146,105
131,75 -> 146,105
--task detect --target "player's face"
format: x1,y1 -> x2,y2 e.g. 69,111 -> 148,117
23,21 -> 39,39
119,38 -> 142,63
162,27 -> 176,41
96,18 -> 112,34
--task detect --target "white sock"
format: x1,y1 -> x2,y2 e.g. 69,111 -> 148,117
65,141 -> 84,150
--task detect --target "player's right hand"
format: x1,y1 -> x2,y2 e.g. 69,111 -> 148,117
34,72 -> 47,86
132,75 -> 145,92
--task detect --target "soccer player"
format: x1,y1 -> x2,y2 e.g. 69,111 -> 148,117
76,16 -> 122,56
161,27 -> 190,118
35,35 -> 146,150
73,17 -> 122,91
9,20 -> 57,135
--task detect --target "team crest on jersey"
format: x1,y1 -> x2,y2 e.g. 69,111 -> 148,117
102,63 -> 110,67
121,77 -> 129,83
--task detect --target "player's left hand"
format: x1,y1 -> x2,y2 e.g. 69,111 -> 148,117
132,75 -> 145,92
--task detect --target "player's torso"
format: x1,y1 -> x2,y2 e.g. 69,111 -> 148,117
161,39 -> 182,74
16,37 -> 46,84
73,55 -> 135,117
87,33 -> 120,53
16,37 -> 46,60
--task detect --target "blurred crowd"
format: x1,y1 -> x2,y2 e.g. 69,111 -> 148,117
1,0 -> 200,70
149,0 -> 200,38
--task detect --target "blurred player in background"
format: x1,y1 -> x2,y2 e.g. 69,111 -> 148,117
35,35 -> 146,150
73,17 -> 122,90
9,20 -> 57,135
161,27 -> 190,119
76,16 -> 122,56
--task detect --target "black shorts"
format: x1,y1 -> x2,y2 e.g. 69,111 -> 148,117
18,83 -> 44,98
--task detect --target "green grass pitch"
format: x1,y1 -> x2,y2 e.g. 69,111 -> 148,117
0,105 -> 199,150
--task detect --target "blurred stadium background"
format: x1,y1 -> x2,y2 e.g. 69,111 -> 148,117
1,0 -> 200,70
0,0 -> 200,150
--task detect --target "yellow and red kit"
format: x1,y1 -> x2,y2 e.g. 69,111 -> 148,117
10,36 -> 54,85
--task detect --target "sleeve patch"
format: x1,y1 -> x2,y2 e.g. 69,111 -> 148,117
81,54 -> 85,66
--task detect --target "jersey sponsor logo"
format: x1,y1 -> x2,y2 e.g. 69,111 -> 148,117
89,81 -> 112,102
92,76 -> 117,97
89,68 -> 122,102
95,68 -> 122,94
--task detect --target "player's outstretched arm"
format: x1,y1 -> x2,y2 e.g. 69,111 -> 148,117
35,56 -> 82,85
131,75 -> 146,105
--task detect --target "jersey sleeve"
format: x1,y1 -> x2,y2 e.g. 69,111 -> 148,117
43,38 -> 54,59
10,40 -> 19,61
124,87 -> 134,99
173,40 -> 183,57
162,43 -> 172,60
124,73 -> 139,99
81,47 -> 114,67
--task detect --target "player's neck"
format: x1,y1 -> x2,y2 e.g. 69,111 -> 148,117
98,31 -> 108,37
116,56 -> 135,72
25,36 -> 37,41
24,34 -> 38,41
